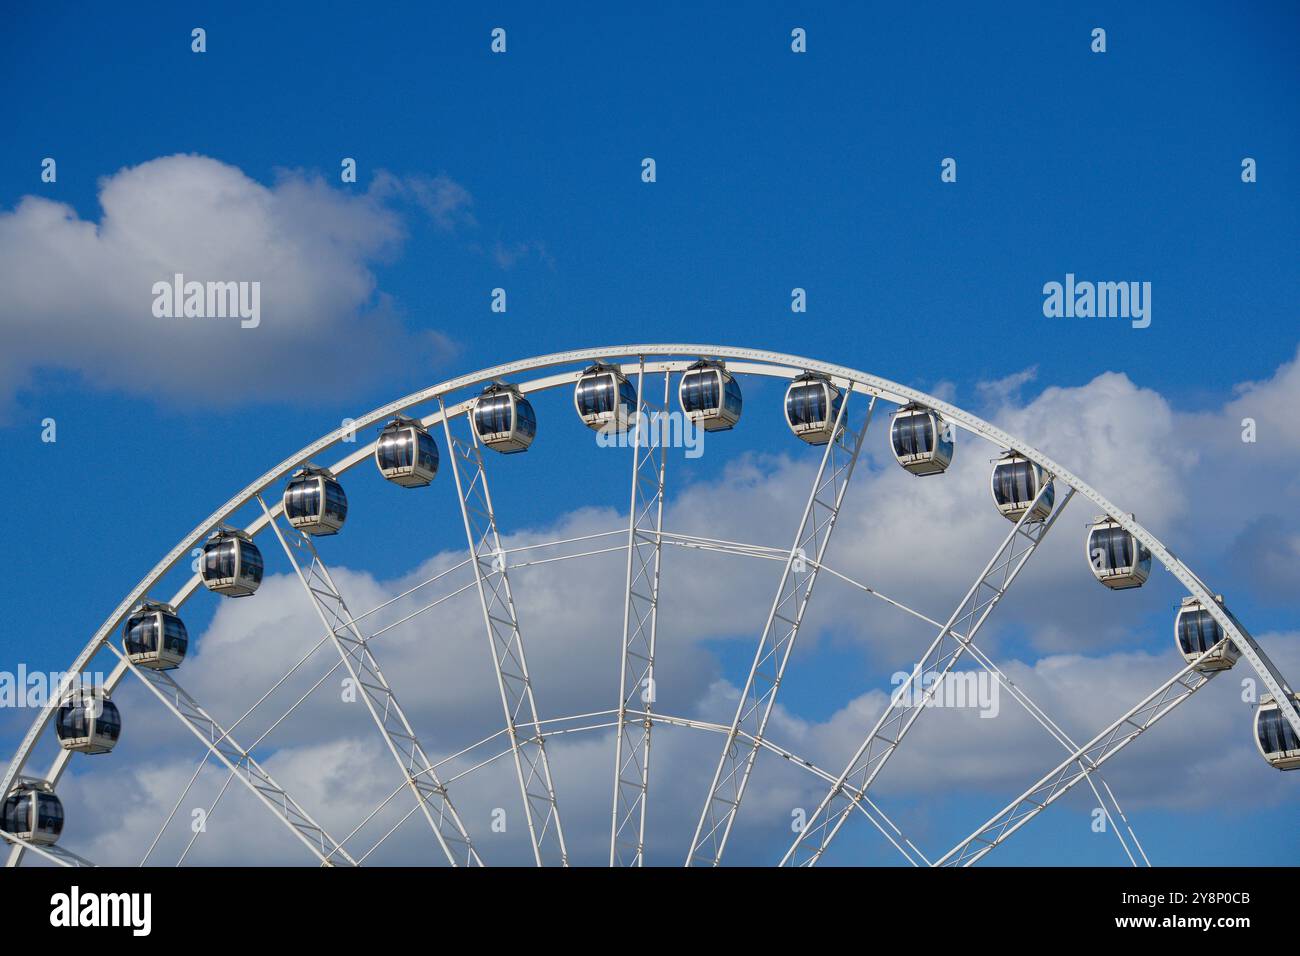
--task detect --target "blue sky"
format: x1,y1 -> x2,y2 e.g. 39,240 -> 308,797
1,2 -> 1297,866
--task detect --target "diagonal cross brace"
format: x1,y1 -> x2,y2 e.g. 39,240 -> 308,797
260,499 -> 480,866
782,477 -> 1073,866
105,641 -> 356,866
687,388 -> 874,866
937,652 -> 1222,866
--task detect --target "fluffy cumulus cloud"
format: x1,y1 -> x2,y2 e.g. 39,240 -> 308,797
0,155 -> 465,413
23,347 -> 1300,866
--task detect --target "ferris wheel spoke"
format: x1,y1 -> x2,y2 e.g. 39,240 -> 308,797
141,747 -> 212,866
610,364 -> 670,867
440,404 -> 568,867
814,549 -> 1145,863
230,528 -> 620,751
659,531 -> 788,563
665,533 -> 976,640
141,563 -> 484,865
686,388 -> 874,867
259,499 -> 481,866
955,635 -> 1147,865
781,551 -> 1143,863
781,477 -> 1073,867
175,765 -> 239,866
103,642 -> 355,866
935,650 -> 1224,867
645,711 -> 927,865
1,825 -> 95,867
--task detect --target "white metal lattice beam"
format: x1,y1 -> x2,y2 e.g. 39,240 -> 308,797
687,389 -> 874,866
936,651 -> 1223,866
440,405 -> 568,867
782,478 -> 1073,866
0,830 -> 94,867
610,364 -> 670,866
104,643 -> 356,866
260,500 -> 480,866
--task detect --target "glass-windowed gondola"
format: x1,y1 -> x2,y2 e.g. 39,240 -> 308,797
890,404 -> 954,476
1085,516 -> 1151,589
201,527 -> 264,597
284,465 -> 348,536
55,689 -> 121,754
2,783 -> 63,845
1255,693 -> 1300,770
574,363 -> 637,432
679,359 -> 743,432
375,416 -> 439,487
785,373 -> 844,445
990,452 -> 1054,522
123,599 -> 189,668
473,383 -> 536,453
1174,594 -> 1239,671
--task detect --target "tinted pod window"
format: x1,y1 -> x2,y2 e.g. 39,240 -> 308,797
576,376 -> 614,415
286,480 -> 322,520
163,615 -> 189,654
515,400 -> 537,438
1091,527 -> 1133,568
724,378 -> 743,414
416,432 -> 439,471
476,396 -> 511,435
125,613 -> 158,654
2,793 -> 29,833
378,431 -> 413,469
786,384 -> 826,426
1259,708 -> 1300,754
892,415 -> 934,457
684,372 -> 720,411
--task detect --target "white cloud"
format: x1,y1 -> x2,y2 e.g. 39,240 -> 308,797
0,155 -> 461,415
371,171 -> 476,231
976,364 -> 1038,405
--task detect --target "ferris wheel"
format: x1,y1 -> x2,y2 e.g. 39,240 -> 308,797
3,344 -> 1297,868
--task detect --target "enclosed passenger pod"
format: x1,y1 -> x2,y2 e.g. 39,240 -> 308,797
1174,594 -> 1239,671
283,465 -> 348,536
574,363 -> 637,432
990,452 -> 1054,522
201,527 -> 264,597
890,404 -> 954,476
1085,515 -> 1151,589
55,689 -> 121,755
375,416 -> 439,488
1256,693 -> 1300,770
2,783 -> 63,845
473,383 -> 536,453
785,373 -> 844,445
679,359 -> 743,432
123,599 -> 189,669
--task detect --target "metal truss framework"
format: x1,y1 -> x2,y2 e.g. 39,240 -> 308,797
0,823 -> 94,867
6,344 -> 1296,867
106,641 -> 355,866
657,526 -> 1143,865
441,405 -> 568,867
949,633 -> 1148,865
938,654 -> 1222,866
782,477 -> 1074,866
260,499 -> 481,866
610,364 -> 670,866
688,389 -> 875,867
